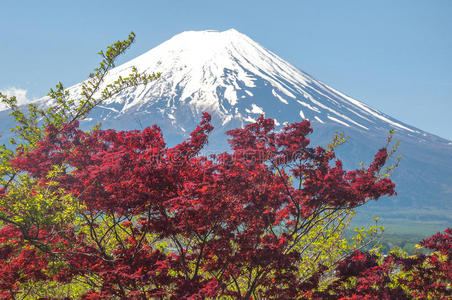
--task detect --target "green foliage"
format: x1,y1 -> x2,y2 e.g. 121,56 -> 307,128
0,172 -> 77,228
293,209 -> 383,286
0,33 -> 160,298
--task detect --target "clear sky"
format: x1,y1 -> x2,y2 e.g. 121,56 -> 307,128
1,0 -> 451,140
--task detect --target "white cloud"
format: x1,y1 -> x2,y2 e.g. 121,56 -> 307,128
0,87 -> 34,111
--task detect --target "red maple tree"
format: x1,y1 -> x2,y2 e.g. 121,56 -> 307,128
0,114 -> 449,299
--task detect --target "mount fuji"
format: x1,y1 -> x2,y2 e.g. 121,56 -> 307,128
1,29 -> 451,231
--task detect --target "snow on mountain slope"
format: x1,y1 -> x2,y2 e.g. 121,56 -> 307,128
61,29 -> 443,143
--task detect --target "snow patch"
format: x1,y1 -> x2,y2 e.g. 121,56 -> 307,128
299,109 -> 305,119
245,103 -> 264,115
222,115 -> 233,126
224,85 -> 238,106
314,116 -> 324,124
345,107 -> 373,122
327,115 -> 350,127
244,115 -> 256,123
98,105 -> 120,113
310,98 -> 368,130
297,100 -> 320,113
272,89 -> 288,104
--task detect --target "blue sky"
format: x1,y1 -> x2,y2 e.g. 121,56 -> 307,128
1,0 -> 451,140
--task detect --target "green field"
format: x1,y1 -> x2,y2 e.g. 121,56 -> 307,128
348,208 -> 450,254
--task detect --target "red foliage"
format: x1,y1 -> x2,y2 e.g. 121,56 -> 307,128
2,114 -> 448,298
305,228 -> 452,299
0,226 -> 50,298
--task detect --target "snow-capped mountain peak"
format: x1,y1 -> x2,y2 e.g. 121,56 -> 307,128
71,28 -> 425,139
